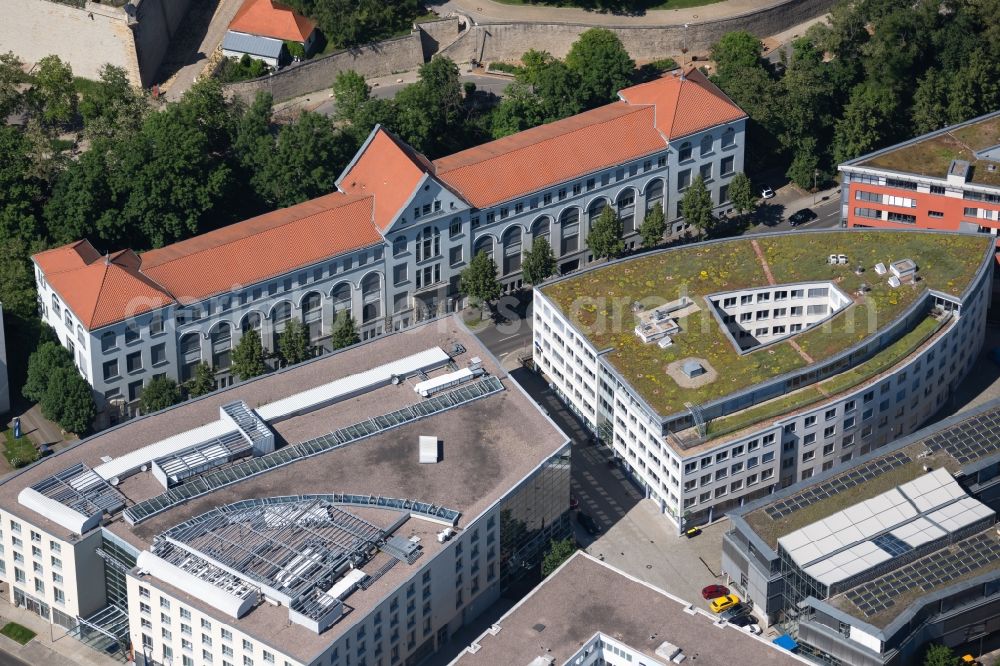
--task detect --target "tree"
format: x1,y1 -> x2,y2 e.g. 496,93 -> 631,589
639,202 -> 666,249
921,644 -> 955,666
531,59 -> 584,122
832,82 -> 899,164
490,82 -> 543,139
278,318 -> 310,365
565,29 -> 635,107
187,363 -> 217,397
253,111 -> 350,207
729,172 -> 756,218
711,31 -> 763,80
541,537 -> 576,576
140,376 -> 181,413
680,175 -> 714,233
0,236 -> 39,320
331,312 -> 360,349
786,137 -> 822,190
911,68 -> 949,134
23,341 -> 73,402
0,51 -> 26,121
521,237 -> 556,285
28,55 -> 77,127
587,206 -> 625,260
332,71 -> 371,125
42,367 -> 95,434
459,250 -> 501,308
231,329 -> 267,380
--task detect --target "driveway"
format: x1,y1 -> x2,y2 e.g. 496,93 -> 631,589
159,0 -> 245,99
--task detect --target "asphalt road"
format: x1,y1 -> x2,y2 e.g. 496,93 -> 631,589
746,192 -> 842,234
0,651 -> 31,666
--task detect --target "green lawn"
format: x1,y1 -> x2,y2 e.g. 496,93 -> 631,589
542,231 -> 990,419
3,428 -> 40,469
0,622 -> 35,645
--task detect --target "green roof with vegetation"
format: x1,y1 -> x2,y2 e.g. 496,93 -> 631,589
541,231 -> 990,419
857,113 -> 1000,187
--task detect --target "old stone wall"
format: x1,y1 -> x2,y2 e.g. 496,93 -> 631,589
225,32 -> 426,103
416,16 -> 464,60
132,0 -> 193,85
439,0 -> 833,63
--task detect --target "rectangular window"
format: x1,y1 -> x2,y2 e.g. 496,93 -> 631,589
699,163 -> 712,182
721,155 -> 735,176
677,169 -> 691,190
151,343 -> 166,366
126,351 -> 142,373
103,359 -> 120,381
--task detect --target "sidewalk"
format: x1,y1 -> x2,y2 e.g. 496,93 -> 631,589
0,600 -> 121,666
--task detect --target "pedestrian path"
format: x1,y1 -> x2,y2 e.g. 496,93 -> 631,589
0,601 -> 121,666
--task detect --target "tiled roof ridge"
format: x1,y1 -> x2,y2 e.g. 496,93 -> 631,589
33,240 -> 98,274
435,103 -> 656,175
140,193 -> 375,271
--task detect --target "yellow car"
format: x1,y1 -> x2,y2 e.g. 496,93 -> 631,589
710,594 -> 740,613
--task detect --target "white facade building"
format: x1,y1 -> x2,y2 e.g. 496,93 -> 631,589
0,319 -> 571,666
532,230 -> 994,532
32,67 -> 746,427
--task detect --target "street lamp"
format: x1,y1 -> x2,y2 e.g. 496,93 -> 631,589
812,168 -> 819,205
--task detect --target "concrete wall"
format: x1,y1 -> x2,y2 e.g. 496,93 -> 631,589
417,16 -> 465,61
0,0 -> 190,86
440,0 -> 833,63
225,32 -> 426,103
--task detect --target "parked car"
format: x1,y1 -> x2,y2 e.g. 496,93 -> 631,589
701,584 -> 730,600
728,614 -> 762,634
684,526 -> 702,539
719,603 -> 751,621
577,512 -> 601,536
569,496 -> 580,510
788,208 -> 817,226
709,594 -> 740,613
761,186 -> 775,199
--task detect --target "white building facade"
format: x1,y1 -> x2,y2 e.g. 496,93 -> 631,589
33,68 -> 746,427
533,232 -> 994,532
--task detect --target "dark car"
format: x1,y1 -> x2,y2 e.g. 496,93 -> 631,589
701,584 -> 730,600
788,208 -> 817,226
719,604 -> 751,621
728,614 -> 762,634
577,512 -> 601,536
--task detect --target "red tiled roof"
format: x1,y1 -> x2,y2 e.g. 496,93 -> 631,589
434,103 -> 665,209
618,67 -> 747,140
141,192 -> 381,304
338,127 -> 432,232
33,241 -> 174,330
229,0 -> 316,43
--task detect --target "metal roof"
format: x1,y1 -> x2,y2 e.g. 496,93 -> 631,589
222,31 -> 283,60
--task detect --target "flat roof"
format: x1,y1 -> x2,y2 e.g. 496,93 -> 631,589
540,230 -> 991,421
740,398 -> 1000,550
0,318 -> 569,660
452,552 -> 807,666
852,112 -> 1000,187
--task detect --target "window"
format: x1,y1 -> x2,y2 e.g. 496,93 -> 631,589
677,169 -> 691,190
125,322 -> 140,344
101,331 -> 117,353
803,433 -> 816,445
721,127 -> 736,148
678,142 -> 692,161
126,351 -> 142,373
721,155 -> 735,176
449,217 -> 462,238
393,264 -> 407,287
151,343 -> 167,366
103,359 -> 120,381
699,163 -> 712,182
449,245 -> 463,266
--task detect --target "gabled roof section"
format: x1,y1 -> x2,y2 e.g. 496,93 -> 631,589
34,241 -> 174,330
229,0 -> 316,43
337,126 -> 434,232
434,103 -> 665,209
141,192 -> 381,304
618,67 -> 747,140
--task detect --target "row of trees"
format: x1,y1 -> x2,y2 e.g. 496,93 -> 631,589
457,172 -> 756,307
23,336 -> 95,434
710,0 -> 1000,187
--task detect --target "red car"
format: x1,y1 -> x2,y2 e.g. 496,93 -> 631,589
701,584 -> 730,600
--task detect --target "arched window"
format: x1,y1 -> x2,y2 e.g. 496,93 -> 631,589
531,216 -> 550,242
588,198 -> 608,226
393,236 -> 407,257
270,301 -> 292,350
559,208 -> 580,255
645,179 -> 664,214
361,274 -> 381,323
179,333 -> 201,382
678,141 -> 692,162
416,227 -> 440,262
51,294 -> 61,318
700,134 -> 714,157
101,331 -> 117,353
502,227 -> 522,276
211,323 -> 231,370
617,188 -> 636,235
241,312 -> 262,333
721,127 -> 736,149
473,236 -> 494,261
331,283 -> 352,323
301,291 -> 322,341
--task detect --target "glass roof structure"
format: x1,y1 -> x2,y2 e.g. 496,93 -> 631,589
30,463 -> 126,517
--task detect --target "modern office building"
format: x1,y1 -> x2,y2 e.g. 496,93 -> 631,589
722,396 -> 1000,666
451,551 -> 810,666
839,110 -> 1000,239
32,67 -> 746,425
532,229 -> 994,532
0,317 -> 571,666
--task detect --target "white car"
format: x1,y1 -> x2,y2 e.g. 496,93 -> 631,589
760,186 -> 775,199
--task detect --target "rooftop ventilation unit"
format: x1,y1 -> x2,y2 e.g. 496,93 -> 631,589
888,276 -> 901,288
419,436 -> 440,464
655,641 -> 686,663
874,262 -> 887,275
